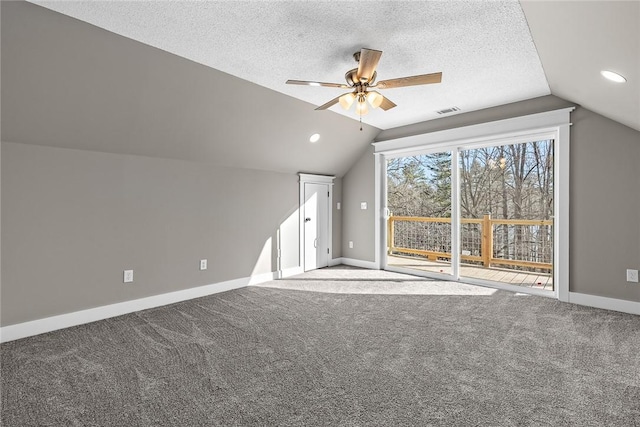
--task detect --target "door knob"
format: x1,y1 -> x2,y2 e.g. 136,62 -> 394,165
305,217 -> 312,222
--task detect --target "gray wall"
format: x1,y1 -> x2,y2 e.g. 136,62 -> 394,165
342,95 -> 640,302
1,142 -> 301,325
570,108 -> 640,301
341,146 -> 376,262
0,1 -> 365,327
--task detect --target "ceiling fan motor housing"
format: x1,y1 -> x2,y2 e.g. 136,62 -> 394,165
345,68 -> 376,87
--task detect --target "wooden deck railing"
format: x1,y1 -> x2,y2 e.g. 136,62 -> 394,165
388,214 -> 553,271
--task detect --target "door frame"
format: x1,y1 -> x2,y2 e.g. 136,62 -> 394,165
373,108 -> 573,301
299,173 -> 335,271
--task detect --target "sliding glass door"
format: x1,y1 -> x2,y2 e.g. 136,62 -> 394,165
458,140 -> 554,291
384,138 -> 555,294
386,152 -> 454,276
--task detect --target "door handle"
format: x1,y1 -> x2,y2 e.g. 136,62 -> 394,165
305,217 -> 312,222
314,238 -> 317,248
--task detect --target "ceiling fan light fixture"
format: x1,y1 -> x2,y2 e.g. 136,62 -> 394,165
356,99 -> 369,116
366,91 -> 383,109
339,92 -> 356,110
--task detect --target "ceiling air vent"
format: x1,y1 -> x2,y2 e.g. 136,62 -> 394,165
436,106 -> 461,115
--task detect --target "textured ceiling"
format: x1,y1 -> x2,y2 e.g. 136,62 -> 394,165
30,0 -> 551,130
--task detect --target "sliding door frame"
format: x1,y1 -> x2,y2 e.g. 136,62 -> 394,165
378,146 -> 460,281
373,108 -> 574,301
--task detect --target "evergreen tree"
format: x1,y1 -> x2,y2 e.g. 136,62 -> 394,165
425,152 -> 452,217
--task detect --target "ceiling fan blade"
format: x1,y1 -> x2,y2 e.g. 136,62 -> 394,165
286,79 -> 349,88
356,48 -> 383,83
376,72 -> 442,89
315,95 -> 343,110
379,95 -> 397,111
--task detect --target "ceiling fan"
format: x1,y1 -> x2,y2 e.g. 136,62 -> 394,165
286,48 -> 442,124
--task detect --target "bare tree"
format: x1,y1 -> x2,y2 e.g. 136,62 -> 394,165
387,140 -> 554,268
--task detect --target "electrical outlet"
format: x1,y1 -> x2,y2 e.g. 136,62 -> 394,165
360,202 -> 367,210
627,269 -> 639,283
349,241 -> 354,249
200,259 -> 208,271
123,270 -> 133,283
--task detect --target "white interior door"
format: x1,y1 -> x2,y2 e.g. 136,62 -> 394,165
304,182 -> 329,271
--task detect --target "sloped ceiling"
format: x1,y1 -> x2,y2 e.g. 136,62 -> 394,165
521,0 -> 639,132
2,1 -> 637,180
28,0 -> 551,130
1,1 -> 380,177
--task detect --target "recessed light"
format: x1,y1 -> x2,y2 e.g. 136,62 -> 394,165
601,70 -> 626,83
309,82 -> 321,87
309,133 -> 320,143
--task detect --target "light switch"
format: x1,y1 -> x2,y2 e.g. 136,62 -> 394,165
360,202 -> 367,210
337,202 -> 341,210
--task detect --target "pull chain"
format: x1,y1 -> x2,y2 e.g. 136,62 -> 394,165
359,115 -> 363,131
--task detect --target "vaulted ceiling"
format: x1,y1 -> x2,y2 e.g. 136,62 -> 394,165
2,1 -> 380,177
29,0 -> 638,132
521,1 -> 638,132
2,1 -> 638,179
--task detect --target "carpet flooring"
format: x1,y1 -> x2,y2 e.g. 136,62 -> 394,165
2,266 -> 639,426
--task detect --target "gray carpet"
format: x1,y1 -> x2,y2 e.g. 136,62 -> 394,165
2,266 -> 639,426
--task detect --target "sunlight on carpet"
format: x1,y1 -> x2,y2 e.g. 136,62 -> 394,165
253,265 -> 498,295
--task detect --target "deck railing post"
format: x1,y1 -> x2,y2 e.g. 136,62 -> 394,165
482,214 -> 492,267
388,217 -> 394,254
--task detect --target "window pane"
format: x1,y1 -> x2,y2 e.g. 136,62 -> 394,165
458,140 -> 554,290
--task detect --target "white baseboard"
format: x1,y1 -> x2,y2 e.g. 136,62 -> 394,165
334,257 -> 379,270
0,267 -> 302,343
277,266 -> 305,279
9,267 -> 635,343
329,258 -> 343,267
568,292 -> 640,316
